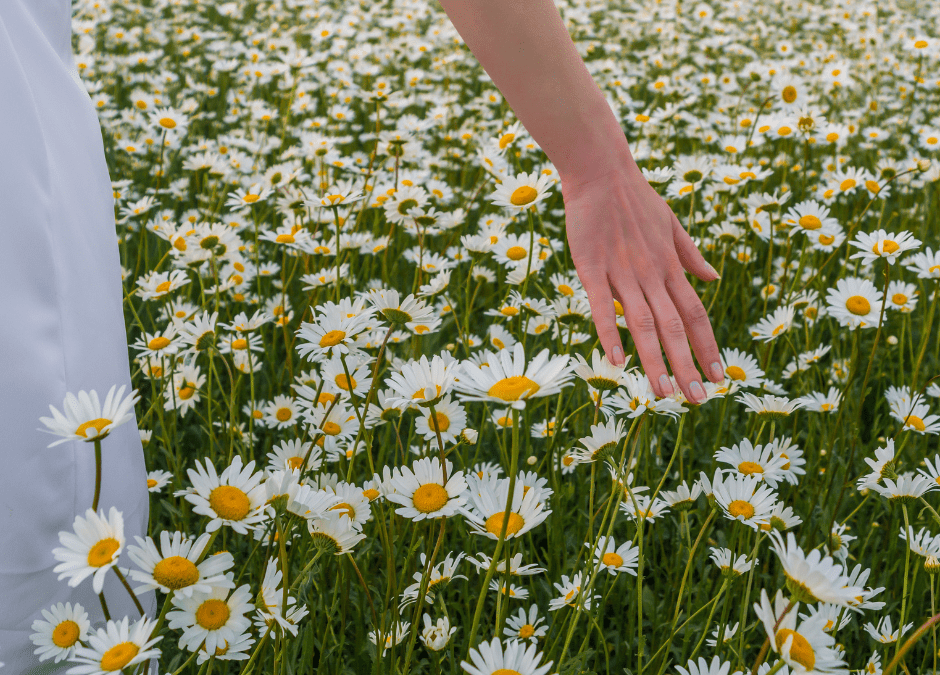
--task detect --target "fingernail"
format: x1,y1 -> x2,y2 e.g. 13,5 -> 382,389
710,362 -> 724,381
689,381 -> 705,403
658,374 -> 673,396
612,345 -> 625,367
706,263 -> 721,280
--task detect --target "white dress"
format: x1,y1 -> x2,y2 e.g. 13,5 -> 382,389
0,1 -> 157,672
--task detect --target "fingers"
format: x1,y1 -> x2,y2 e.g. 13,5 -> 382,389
610,276 -> 672,398
642,283 -> 708,404
579,269 -> 626,367
672,212 -> 720,282
665,270 -> 725,384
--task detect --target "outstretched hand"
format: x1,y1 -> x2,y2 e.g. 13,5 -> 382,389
562,161 -> 725,404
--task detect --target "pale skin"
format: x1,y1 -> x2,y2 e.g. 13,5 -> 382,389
436,0 -> 725,403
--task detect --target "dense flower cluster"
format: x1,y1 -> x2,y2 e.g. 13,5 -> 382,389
6,0 -> 940,673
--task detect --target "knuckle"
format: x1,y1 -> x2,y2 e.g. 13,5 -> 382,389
662,315 -> 686,338
684,302 -> 711,329
629,308 -> 657,334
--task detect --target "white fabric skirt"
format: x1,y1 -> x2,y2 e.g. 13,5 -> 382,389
0,1 -> 157,672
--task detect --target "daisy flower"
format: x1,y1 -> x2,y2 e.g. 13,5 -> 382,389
456,343 -> 572,408
713,474 -> 777,530
863,615 -> 913,644
150,106 -> 189,134
369,621 -> 410,655
29,602 -> 91,663
367,288 -> 438,333
167,575 -> 254,653
709,548 -> 756,578
385,352 -> 460,408
796,387 -> 842,413
892,402 -> 940,435
572,417 -> 628,464
307,510 -> 366,554
904,246 -> 940,279
572,348 -> 632,390
385,456 -> 467,521
324,481 -> 373,528
253,557 -> 309,637
675,655 -> 743,675
135,269 -> 191,301
38,384 -> 141,447
126,530 -> 235,598
414,395 -> 467,444
548,572 -> 600,612
826,277 -> 883,329
464,473 -> 551,540
871,473 -> 937,503
715,438 -> 789,488
420,614 -> 456,651
750,304 -> 795,342
504,604 -> 547,644
295,305 -> 375,362
51,506 -> 124,595
180,455 -> 268,535
754,589 -> 846,673
489,170 -> 555,213
720,348 -> 765,389
737,393 -> 804,420
768,531 -> 863,606
588,537 -> 639,576
66,615 -> 162,675
849,229 -> 921,266
660,480 -> 702,511
226,182 -> 273,211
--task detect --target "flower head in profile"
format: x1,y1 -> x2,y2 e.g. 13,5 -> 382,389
754,589 -> 846,673
38,384 -> 141,447
768,531 -> 864,607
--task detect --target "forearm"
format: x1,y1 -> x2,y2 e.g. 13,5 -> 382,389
435,0 -> 637,183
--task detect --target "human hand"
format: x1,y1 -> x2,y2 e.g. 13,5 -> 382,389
561,160 -> 724,404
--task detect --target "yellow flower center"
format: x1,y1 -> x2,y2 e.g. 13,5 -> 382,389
147,478 -> 158,488
728,500 -> 755,519
148,336 -> 171,350
232,338 -> 248,350
485,512 -> 525,536
100,642 -> 140,671
558,284 -> 574,296
488,376 -> 540,401
892,293 -> 908,305
363,488 -> 380,501
505,246 -> 527,261
52,620 -> 81,648
275,408 -> 292,422
799,215 -> 822,230
907,415 -> 926,432
287,456 -> 305,470
782,85 -> 797,103
819,234 -> 835,245
322,421 -> 342,435
518,625 -> 535,639
602,552 -> 624,567
178,385 -> 196,400
319,330 -> 346,347
840,178 -> 856,191
75,418 -> 112,438
775,628 -> 815,670
159,117 -> 177,129
429,411 -> 450,432
330,502 -> 356,519
873,240 -> 899,255
738,461 -> 764,475
510,186 -> 537,206
866,180 -> 880,193
276,233 -> 295,244
152,555 -> 200,589
335,374 -> 356,391
87,538 -> 120,567
845,295 -> 871,316
155,280 -> 172,293
242,194 -> 260,203
501,306 -> 520,316
726,365 -> 747,381
914,40 -> 928,48
492,670 -> 523,675
412,483 -> 450,513
208,485 -> 251,521
195,598 -> 231,630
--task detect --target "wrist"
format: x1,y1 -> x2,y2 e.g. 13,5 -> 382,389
554,103 -> 642,189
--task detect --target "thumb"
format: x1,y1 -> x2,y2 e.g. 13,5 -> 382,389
672,213 -> 719,282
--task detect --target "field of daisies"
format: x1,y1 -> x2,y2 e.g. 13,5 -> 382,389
20,0 -> 940,673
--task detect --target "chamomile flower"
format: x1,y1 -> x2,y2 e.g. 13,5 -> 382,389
167,577 -> 254,653
126,531 -> 235,598
849,229 -> 921,266
572,417 -> 628,464
826,277 -> 883,329
414,395 -> 467,444
420,614 -> 456,651
65,616 -> 162,675
179,455 -> 268,534
464,473 -> 551,540
29,602 -> 91,663
307,510 -> 366,555
715,438 -> 789,488
572,349 -> 631,390
456,343 -> 573,408
385,352 -> 459,408
489,170 -> 555,213
863,615 -> 912,644
51,506 -> 125,595
768,531 -> 863,606
38,384 -> 141,447
504,604 -> 547,644
588,537 -> 639,576
720,348 -> 765,389
385,457 -> 467,521
754,589 -> 846,673
713,473 -> 777,529
710,547 -> 756,578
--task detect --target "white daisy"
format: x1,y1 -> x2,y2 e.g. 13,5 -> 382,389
51,506 -> 125,595
126,530 -> 235,598
29,602 -> 91,663
38,384 -> 141,447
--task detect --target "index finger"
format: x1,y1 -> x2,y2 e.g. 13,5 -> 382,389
579,269 -> 626,367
